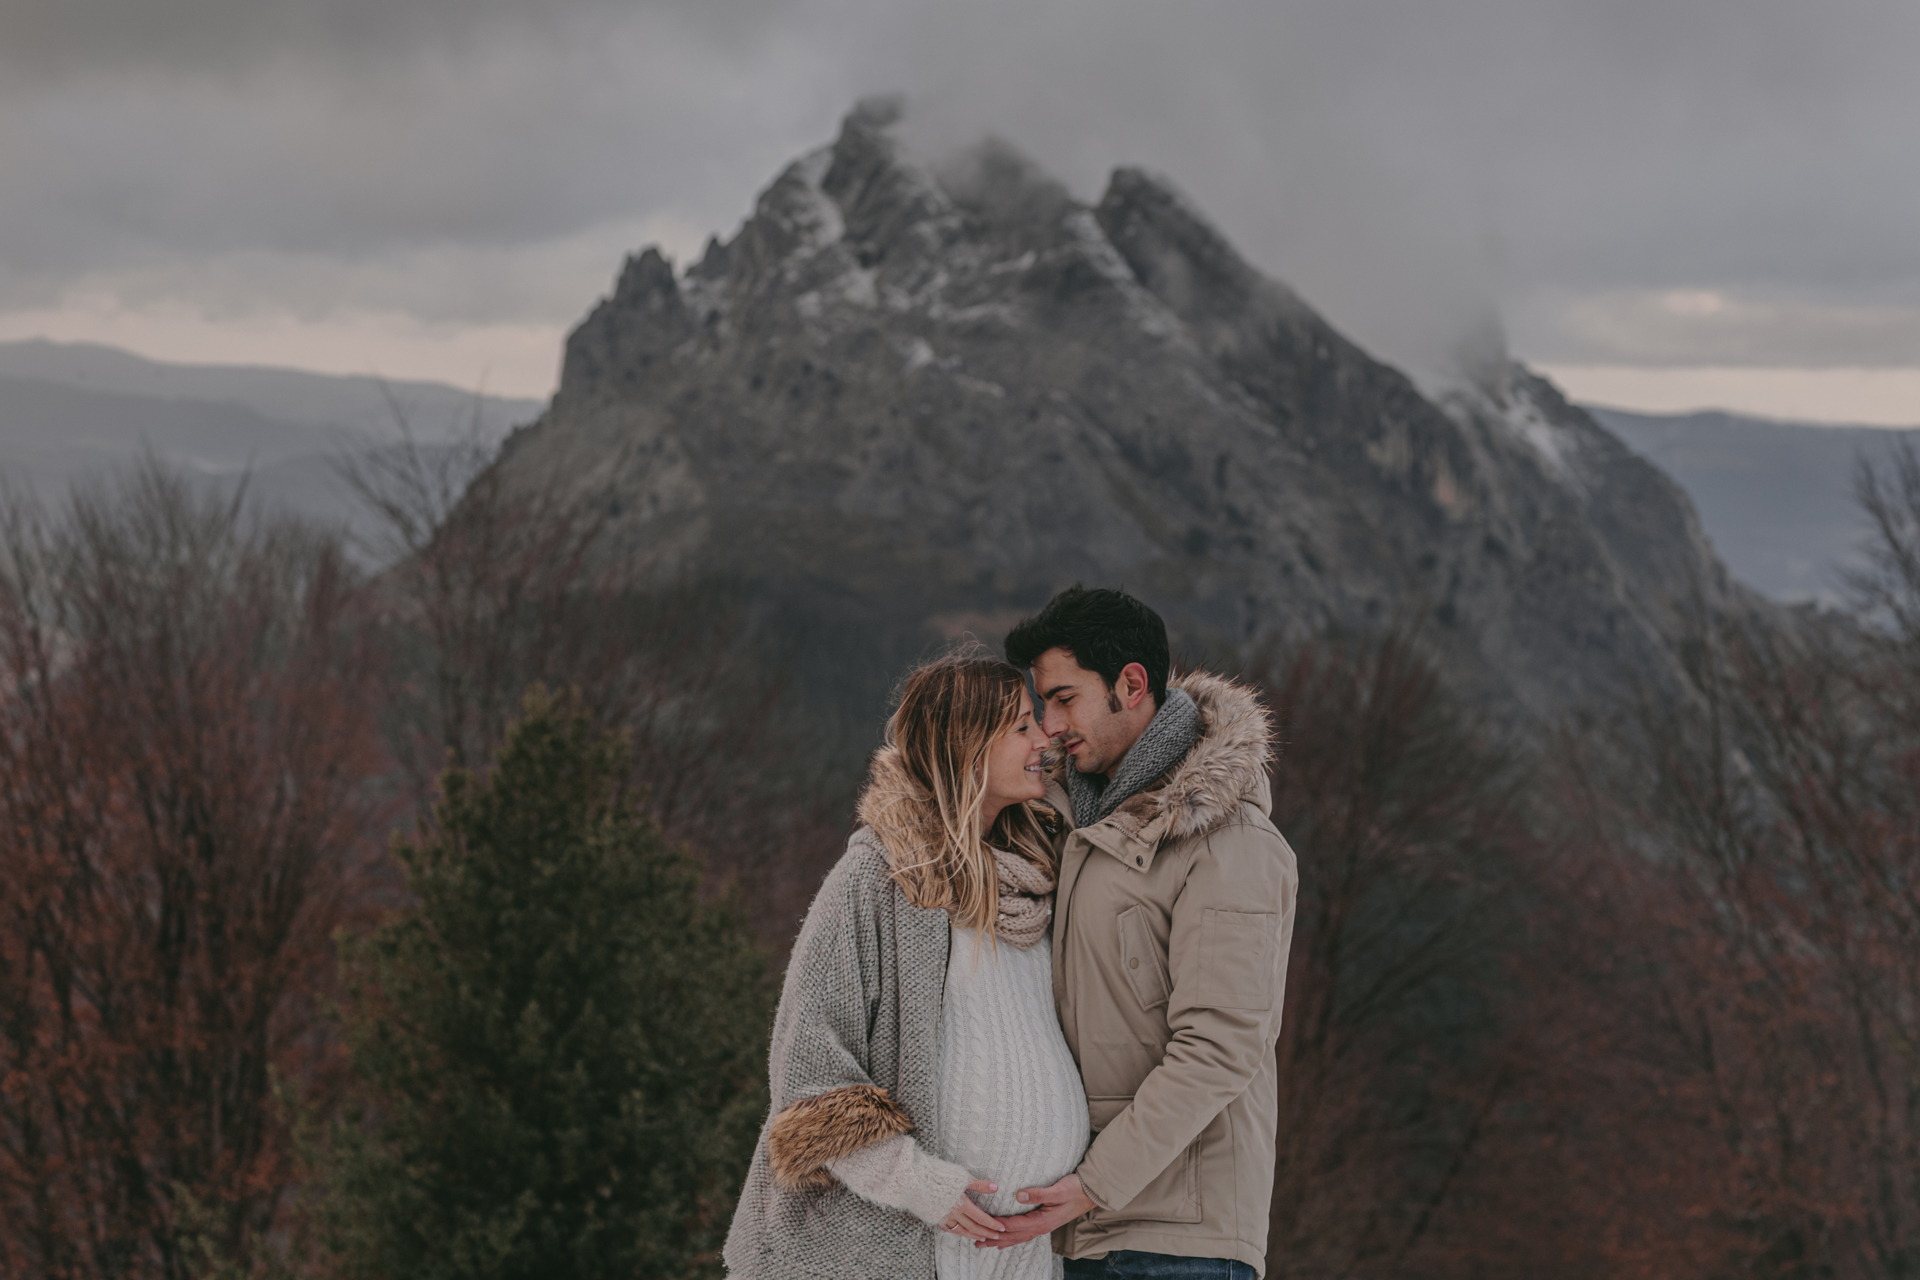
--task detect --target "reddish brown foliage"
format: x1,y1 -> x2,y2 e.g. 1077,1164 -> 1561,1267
1249,630 -> 1531,1278
1431,610 -> 1920,1280
0,468 -> 387,1279
1250,591 -> 1920,1280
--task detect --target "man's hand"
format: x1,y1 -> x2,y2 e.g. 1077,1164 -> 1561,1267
980,1173 -> 1096,1249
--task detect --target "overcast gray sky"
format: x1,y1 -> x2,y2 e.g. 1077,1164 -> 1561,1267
2,0 -> 1916,421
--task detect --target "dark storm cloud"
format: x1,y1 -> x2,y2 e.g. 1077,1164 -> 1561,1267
0,0 -> 779,78
860,0 -> 1920,371
0,0 -> 807,255
3,0 -> 1917,374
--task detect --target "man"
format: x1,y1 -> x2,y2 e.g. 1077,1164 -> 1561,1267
996,586 -> 1298,1279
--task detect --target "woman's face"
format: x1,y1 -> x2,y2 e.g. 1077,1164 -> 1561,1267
981,706 -> 1049,816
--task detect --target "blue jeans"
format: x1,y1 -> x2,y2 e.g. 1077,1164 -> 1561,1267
1063,1251 -> 1257,1280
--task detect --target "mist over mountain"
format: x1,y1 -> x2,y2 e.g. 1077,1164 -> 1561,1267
1586,405 -> 1920,605
491,100 -> 1766,748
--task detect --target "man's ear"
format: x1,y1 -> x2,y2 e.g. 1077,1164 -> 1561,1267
1116,662 -> 1153,712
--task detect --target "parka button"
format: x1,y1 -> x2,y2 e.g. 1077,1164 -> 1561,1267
1135,856 -> 1144,866
1129,957 -> 1140,969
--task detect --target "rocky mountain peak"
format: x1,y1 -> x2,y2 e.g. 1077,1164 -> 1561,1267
504,102 -> 1764,743
1096,166 -> 1292,327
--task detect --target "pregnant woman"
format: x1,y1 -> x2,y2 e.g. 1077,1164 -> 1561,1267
724,650 -> 1089,1280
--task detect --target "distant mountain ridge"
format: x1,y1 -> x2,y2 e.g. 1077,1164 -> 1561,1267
0,340 -> 545,551
1585,405 -> 1919,604
492,100 -> 1766,743
0,340 -> 543,441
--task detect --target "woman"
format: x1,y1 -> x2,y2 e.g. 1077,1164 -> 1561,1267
723,651 -> 1089,1280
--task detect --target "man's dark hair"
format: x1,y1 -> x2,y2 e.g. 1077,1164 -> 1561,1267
1004,586 -> 1170,707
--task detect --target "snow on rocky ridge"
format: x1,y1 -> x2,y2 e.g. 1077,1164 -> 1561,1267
501,99 -> 1766,740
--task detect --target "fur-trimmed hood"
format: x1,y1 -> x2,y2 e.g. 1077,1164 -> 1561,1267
1049,671 -> 1274,841
854,745 -> 942,879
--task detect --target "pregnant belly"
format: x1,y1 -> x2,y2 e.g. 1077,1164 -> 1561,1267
939,1035 -> 1091,1218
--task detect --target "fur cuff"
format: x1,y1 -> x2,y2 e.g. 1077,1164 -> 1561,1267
767,1084 -> 917,1191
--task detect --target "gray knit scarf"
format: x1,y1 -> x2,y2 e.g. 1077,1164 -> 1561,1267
1064,688 -> 1202,828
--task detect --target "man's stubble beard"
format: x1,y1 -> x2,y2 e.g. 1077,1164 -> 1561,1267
1069,689 -> 1123,774
1076,699 -> 1126,777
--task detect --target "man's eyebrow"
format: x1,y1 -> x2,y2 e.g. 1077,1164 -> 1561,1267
1040,683 -> 1074,699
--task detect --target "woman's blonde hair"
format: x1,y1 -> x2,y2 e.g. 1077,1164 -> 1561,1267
857,649 -> 1059,936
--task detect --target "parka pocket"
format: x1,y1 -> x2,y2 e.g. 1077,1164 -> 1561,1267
1117,905 -> 1171,1011
1084,1096 -> 1203,1224
1199,909 -> 1279,1010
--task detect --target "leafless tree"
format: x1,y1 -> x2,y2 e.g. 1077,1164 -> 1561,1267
1489,591 -> 1920,1278
336,423 -> 838,938
0,463 -> 386,1279
1851,436 -> 1920,647
1249,628 -> 1529,1279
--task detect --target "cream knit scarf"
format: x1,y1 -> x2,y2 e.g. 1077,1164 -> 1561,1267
987,846 -> 1055,949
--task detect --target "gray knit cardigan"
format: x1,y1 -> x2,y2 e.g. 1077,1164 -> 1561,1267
723,827 -> 954,1279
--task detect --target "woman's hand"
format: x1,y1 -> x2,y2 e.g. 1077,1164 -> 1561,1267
939,1179 -> 1004,1243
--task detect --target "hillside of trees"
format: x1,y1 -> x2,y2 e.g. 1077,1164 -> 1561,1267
2,439 -> 1917,1278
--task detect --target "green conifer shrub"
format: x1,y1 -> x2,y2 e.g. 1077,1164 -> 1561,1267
314,687 -> 770,1280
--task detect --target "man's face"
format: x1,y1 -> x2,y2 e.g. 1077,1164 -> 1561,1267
1030,647 -> 1151,778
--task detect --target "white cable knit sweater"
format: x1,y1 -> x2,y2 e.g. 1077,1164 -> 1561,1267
828,922 -> 1089,1279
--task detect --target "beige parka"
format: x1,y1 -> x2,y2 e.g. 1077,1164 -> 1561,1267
1046,671 -> 1299,1276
